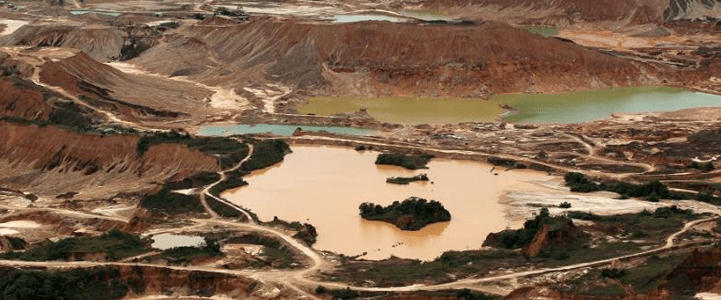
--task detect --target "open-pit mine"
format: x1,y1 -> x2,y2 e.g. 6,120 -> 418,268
3,0 -> 721,299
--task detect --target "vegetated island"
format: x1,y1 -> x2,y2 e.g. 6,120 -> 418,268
358,197 -> 451,231
375,152 -> 433,170
386,174 -> 429,185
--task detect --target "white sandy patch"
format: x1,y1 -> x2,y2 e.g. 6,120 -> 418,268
106,62 -> 251,111
243,84 -> 291,113
218,3 -> 338,17
0,220 -> 42,228
0,19 -> 29,36
145,20 -> 172,27
171,188 -> 195,195
0,228 -> 19,235
696,293 -> 721,300
503,191 -> 664,222
91,205 -> 136,217
208,87 -> 248,109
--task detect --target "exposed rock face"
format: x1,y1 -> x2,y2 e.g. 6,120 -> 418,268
421,0 -> 666,24
662,247 -> 721,295
0,25 -> 125,61
521,220 -> 588,258
132,18 -> 657,98
0,122 -> 220,198
664,0 -> 721,21
37,51 -> 213,120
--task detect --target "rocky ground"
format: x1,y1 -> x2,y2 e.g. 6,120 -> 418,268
1,0 -> 721,299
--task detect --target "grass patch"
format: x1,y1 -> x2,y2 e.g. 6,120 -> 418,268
0,229 -> 149,261
375,153 -> 433,170
622,254 -> 683,293
158,238 -> 222,264
522,26 -> 559,37
140,188 -> 204,215
136,131 -> 249,169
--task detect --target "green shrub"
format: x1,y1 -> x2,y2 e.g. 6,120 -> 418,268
140,188 -> 204,215
600,268 -> 627,279
386,174 -> 429,184
0,267 -> 129,300
0,229 -> 148,261
359,197 -> 450,230
375,153 -> 433,170
240,140 -> 291,171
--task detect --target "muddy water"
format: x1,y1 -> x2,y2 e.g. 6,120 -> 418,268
300,87 -> 721,124
198,123 -> 374,136
151,233 -> 205,250
300,97 -> 504,125
225,146 -> 552,260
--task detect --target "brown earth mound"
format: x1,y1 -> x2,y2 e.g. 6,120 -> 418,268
133,18 -> 658,98
0,122 -> 220,198
37,51 -> 215,121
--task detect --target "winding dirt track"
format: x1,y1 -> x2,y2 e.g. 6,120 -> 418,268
0,143 -> 716,297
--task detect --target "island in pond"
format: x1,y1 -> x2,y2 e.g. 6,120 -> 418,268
386,174 -> 429,185
375,153 -> 433,170
358,197 -> 451,231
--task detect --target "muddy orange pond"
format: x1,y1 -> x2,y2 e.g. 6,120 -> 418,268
225,146 -> 554,260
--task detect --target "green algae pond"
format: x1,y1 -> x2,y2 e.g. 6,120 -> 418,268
298,87 -> 721,125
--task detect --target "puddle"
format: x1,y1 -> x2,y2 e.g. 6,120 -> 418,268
151,233 -> 205,250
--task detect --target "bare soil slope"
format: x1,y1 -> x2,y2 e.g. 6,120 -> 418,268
0,122 -> 220,198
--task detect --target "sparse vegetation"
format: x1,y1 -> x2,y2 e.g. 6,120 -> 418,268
375,153 -> 433,170
386,174 -> 429,185
140,187 -> 204,215
0,267 -> 129,300
487,156 -> 527,169
209,175 -> 247,197
206,196 -> 243,218
164,172 -> 220,190
240,139 -> 291,171
227,233 -> 296,268
564,172 -> 675,201
688,161 -> 715,172
330,249 -> 520,286
119,38 -> 151,61
136,131 -> 249,168
359,197 -> 450,230
484,208 -> 571,249
159,237 -> 222,264
0,229 -> 149,261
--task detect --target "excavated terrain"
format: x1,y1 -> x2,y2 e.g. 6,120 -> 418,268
1,0 -> 721,299
0,122 -> 220,198
132,18 -> 661,98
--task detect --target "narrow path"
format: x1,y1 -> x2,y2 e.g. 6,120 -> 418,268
200,143 -> 255,222
0,216 -> 713,295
